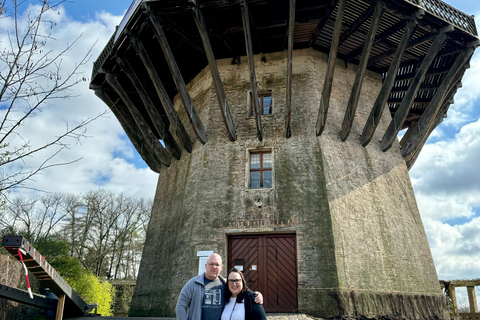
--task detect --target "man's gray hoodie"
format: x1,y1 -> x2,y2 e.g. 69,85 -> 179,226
175,273 -> 226,320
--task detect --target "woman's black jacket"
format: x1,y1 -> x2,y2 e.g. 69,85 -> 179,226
238,290 -> 267,320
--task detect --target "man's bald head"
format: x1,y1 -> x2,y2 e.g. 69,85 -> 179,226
205,253 -> 223,280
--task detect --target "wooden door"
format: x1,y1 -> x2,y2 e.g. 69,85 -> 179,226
228,234 -> 297,312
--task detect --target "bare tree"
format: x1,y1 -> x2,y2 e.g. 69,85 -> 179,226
1,190 -> 152,280
0,0 -> 105,197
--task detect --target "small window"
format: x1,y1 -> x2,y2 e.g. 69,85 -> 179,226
249,151 -> 272,188
250,92 -> 273,116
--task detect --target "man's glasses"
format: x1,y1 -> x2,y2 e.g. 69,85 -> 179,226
228,279 -> 241,284
207,263 -> 222,268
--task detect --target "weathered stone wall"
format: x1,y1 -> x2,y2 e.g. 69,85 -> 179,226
129,48 -> 447,319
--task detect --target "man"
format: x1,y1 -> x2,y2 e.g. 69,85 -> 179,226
176,253 -> 262,320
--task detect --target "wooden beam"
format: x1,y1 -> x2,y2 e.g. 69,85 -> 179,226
116,56 -> 182,160
404,83 -> 459,170
129,36 -> 193,153
367,31 -> 437,67
105,73 -> 172,166
157,16 -> 206,55
0,283 -> 58,310
94,88 -> 162,173
55,294 -> 65,320
192,6 -> 237,141
347,18 -> 409,62
147,10 -> 208,144
401,46 -> 475,158
341,1 -> 385,141
338,1 -> 377,48
379,26 -> 452,152
285,0 -> 296,138
241,0 -> 263,141
316,0 -> 346,136
309,0 -> 337,47
440,279 -> 480,288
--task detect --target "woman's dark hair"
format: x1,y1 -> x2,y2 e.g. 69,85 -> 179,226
225,267 -> 250,304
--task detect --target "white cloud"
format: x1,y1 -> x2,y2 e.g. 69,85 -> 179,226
1,2 -> 158,200
411,118 -> 480,280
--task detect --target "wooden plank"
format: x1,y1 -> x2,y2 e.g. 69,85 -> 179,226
105,73 -> 172,166
241,0 -> 263,141
94,88 -> 162,173
346,19 -> 409,62
148,10 -> 208,144
380,26 -> 452,152
316,0 -> 346,136
116,56 -> 182,160
401,45 -> 476,158
341,1 -> 385,141
192,6 -> 237,141
338,1 -> 377,48
309,0 -> 337,47
55,294 -> 65,320
129,36 -> 193,153
360,10 -> 423,146
285,0 -> 296,138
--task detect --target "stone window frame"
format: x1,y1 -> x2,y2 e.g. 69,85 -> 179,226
245,148 -> 275,190
247,90 -> 274,117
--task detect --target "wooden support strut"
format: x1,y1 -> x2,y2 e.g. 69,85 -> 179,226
401,44 -> 476,158
285,0 -> 296,138
192,6 -> 237,141
368,31 -> 436,67
379,25 -> 453,152
241,0 -> 263,141
404,82 -> 460,169
147,8 -> 208,144
341,1 -> 385,141
94,88 -> 162,173
115,56 -> 182,160
316,0 -> 346,136
105,73 -> 172,166
129,36 -> 193,153
55,294 -> 66,320
360,10 -> 423,147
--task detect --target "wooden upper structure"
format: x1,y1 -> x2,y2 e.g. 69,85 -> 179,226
90,0 -> 479,171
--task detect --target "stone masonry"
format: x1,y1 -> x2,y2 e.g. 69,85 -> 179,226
129,48 -> 447,319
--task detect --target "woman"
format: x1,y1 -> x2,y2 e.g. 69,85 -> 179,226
221,268 -> 267,320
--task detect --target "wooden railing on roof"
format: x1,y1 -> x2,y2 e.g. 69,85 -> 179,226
91,31 -> 116,80
408,0 -> 478,36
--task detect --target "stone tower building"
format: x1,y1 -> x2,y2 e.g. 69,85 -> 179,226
90,0 -> 478,318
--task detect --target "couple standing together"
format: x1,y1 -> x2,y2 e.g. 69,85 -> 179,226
176,253 -> 267,320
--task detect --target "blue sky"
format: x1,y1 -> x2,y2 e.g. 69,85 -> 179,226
2,0 -> 480,308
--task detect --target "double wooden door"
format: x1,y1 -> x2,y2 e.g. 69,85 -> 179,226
228,234 -> 297,312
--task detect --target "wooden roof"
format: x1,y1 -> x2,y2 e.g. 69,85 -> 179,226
90,0 -> 479,170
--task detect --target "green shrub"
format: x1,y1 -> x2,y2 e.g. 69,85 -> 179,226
34,238 -> 114,316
